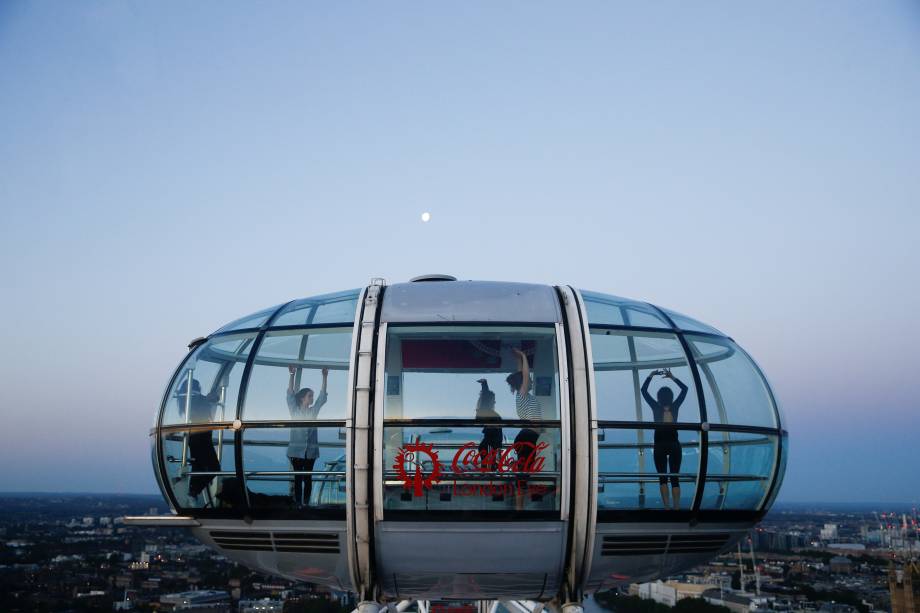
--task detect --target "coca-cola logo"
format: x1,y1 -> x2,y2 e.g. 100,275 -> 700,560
393,439 -> 442,496
393,438 -> 549,497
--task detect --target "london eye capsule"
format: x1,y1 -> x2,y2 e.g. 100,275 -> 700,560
137,277 -> 787,602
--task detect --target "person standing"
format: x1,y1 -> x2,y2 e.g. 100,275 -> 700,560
286,366 -> 329,508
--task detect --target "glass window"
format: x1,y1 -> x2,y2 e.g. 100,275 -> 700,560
581,290 -> 671,328
701,431 -> 777,511
213,304 -> 283,334
689,336 -> 777,428
382,425 -> 561,513
659,307 -> 724,336
242,427 -> 346,510
591,330 -> 701,423
597,427 -> 700,511
161,428 -> 238,510
762,434 -> 788,510
241,328 -> 352,421
384,326 -> 560,421
271,289 -> 361,327
161,333 -> 255,426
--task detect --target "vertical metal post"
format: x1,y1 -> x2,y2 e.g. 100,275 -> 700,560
180,369 -> 193,468
216,385 -> 226,462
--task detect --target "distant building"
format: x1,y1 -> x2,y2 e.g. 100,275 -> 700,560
890,562 -> 920,613
239,598 -> 284,612
829,556 -> 852,574
159,590 -> 230,611
820,524 -> 838,541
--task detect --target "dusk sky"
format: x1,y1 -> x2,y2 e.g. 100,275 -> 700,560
1,2 -> 918,503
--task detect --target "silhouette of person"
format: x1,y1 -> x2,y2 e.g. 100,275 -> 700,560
641,369 -> 689,510
286,366 -> 328,507
176,377 -> 221,502
506,347 -> 543,510
475,379 -> 502,471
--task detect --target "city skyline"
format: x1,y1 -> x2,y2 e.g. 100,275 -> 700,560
1,2 -> 919,503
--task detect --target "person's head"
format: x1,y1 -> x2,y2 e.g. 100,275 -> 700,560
506,371 -> 523,393
294,387 -> 314,408
657,386 -> 674,407
178,377 -> 202,395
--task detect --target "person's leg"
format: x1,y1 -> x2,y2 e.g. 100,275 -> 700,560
303,457 -> 317,506
513,429 -> 539,511
670,442 -> 683,510
653,444 -> 670,509
290,457 -> 305,506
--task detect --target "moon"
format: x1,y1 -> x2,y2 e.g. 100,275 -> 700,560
421,212 -> 431,223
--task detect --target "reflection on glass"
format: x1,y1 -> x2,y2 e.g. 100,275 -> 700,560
161,429 -> 237,510
271,289 -> 360,327
660,307 -> 724,336
242,328 -> 352,421
597,428 -> 700,511
690,336 -> 777,428
214,304 -> 283,334
242,427 -> 346,510
701,431 -> 777,510
384,326 -> 560,421
382,425 -> 561,513
581,290 -> 671,328
591,330 -> 700,422
161,334 -> 255,426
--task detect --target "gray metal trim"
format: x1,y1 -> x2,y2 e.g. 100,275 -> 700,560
570,288 -> 599,594
345,285 -> 369,595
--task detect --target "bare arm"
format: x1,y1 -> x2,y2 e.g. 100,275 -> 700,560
320,368 -> 328,395
287,365 -> 297,393
641,372 -> 658,408
512,348 -> 530,395
664,371 -> 689,408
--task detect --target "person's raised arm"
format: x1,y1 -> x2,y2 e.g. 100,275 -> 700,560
320,368 -> 328,395
664,370 -> 689,408
286,365 -> 298,415
641,371 -> 658,408
512,348 -> 530,395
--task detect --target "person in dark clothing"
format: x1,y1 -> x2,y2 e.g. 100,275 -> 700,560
475,379 -> 502,471
176,378 -> 221,502
641,369 -> 689,510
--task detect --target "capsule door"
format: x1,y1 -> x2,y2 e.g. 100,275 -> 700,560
372,322 -> 571,600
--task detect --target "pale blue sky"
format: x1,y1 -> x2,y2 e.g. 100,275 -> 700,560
0,2 -> 918,502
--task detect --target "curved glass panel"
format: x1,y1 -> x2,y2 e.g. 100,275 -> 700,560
597,427 -> 700,511
161,428 -> 238,510
383,326 -> 560,421
241,328 -> 352,421
382,425 -> 560,513
591,329 -> 701,423
271,289 -> 360,327
161,333 -> 255,426
381,282 -> 561,324
659,307 -> 724,336
241,427 -> 346,511
701,431 -> 777,510
689,335 -> 777,428
214,304 -> 283,334
581,290 -> 670,328
762,433 -> 788,510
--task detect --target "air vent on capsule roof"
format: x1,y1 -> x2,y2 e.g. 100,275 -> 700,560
409,274 -> 457,282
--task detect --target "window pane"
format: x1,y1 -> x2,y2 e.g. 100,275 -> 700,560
214,304 -> 283,334
701,431 -> 777,510
242,427 -> 346,510
382,425 -> 560,514
271,289 -> 361,327
659,307 -> 724,336
161,429 -> 238,510
591,329 -> 701,422
384,326 -> 560,421
161,334 -> 255,426
597,427 -> 700,511
689,336 -> 777,428
241,328 -> 352,421
581,290 -> 671,328
762,434 -> 788,510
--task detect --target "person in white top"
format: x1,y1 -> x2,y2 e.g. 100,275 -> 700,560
286,366 -> 328,507
506,347 -> 542,510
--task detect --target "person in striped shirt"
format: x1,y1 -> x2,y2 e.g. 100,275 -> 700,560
506,346 -> 543,510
